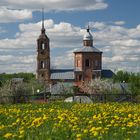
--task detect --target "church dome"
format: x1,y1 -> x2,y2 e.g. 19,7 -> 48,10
83,28 -> 93,40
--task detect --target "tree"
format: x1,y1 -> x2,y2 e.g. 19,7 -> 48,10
0,79 -> 46,104
128,73 -> 140,95
0,80 -> 13,104
0,73 -> 35,83
79,79 -> 121,94
113,70 -> 129,83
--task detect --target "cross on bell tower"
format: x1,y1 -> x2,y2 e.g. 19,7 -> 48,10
36,9 -> 50,82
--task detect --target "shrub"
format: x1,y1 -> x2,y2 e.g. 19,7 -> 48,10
79,79 -> 121,94
128,73 -> 140,95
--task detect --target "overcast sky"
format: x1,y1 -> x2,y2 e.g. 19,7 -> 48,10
0,0 -> 140,73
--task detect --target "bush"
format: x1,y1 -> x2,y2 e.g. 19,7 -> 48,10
128,73 -> 140,95
79,79 -> 121,94
0,79 -> 46,104
113,71 -> 129,83
0,81 -> 13,104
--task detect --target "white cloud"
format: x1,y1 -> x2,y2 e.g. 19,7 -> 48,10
114,21 -> 125,25
0,7 -> 32,23
89,21 -> 106,30
110,39 -> 140,47
112,56 -> 125,62
0,0 -> 108,11
51,49 -> 74,68
0,19 -> 140,73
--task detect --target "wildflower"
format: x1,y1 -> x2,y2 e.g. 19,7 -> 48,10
83,129 -> 88,133
127,122 -> 134,127
76,134 -> 82,138
0,125 -> 5,130
128,114 -> 132,118
31,117 -> 42,127
19,130 -> 24,135
43,115 -> 47,120
3,133 -> 13,138
93,131 -> 98,137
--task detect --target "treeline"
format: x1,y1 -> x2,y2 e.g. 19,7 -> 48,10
113,71 -> 140,95
0,73 -> 35,82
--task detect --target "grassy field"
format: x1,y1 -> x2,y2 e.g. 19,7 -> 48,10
0,102 -> 140,140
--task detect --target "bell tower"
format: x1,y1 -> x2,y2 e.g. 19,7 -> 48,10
36,9 -> 50,82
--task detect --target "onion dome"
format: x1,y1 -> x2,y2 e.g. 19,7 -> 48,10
83,28 -> 93,41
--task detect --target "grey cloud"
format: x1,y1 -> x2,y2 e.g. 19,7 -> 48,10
0,0 -> 108,11
0,7 -> 32,23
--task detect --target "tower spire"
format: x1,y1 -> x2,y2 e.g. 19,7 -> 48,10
41,8 -> 45,34
87,24 -> 90,32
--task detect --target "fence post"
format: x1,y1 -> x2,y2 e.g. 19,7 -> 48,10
104,94 -> 106,103
13,96 -> 16,104
44,93 -> 46,102
72,94 -> 74,102
80,97 -> 81,103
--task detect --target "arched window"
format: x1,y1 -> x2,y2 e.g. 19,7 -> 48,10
41,43 -> 45,50
40,61 -> 45,69
41,73 -> 44,77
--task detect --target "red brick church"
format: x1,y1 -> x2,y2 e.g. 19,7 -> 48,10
36,15 -> 113,87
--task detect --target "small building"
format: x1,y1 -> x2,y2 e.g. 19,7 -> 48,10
11,78 -> 24,85
10,78 -> 24,91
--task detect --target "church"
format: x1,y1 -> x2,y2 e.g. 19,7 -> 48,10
36,17 -> 113,86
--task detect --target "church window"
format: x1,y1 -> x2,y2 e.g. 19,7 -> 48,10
41,43 -> 45,50
41,51 -> 45,55
85,59 -> 90,67
41,61 -> 45,69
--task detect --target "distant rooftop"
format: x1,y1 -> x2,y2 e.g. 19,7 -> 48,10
51,69 -> 74,80
101,69 -> 114,78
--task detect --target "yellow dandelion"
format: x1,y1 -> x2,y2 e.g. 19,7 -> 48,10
128,114 -> 132,118
16,118 -> 20,123
3,133 -> 13,138
93,131 -> 98,137
19,130 -> 24,135
0,125 -> 5,130
83,129 -> 88,133
76,134 -> 82,138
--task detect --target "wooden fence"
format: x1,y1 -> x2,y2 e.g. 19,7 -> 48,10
0,92 -> 139,104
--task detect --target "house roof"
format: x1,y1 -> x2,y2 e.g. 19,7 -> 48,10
51,69 -> 75,80
101,69 -> 114,78
11,78 -> 24,82
74,46 -> 102,53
